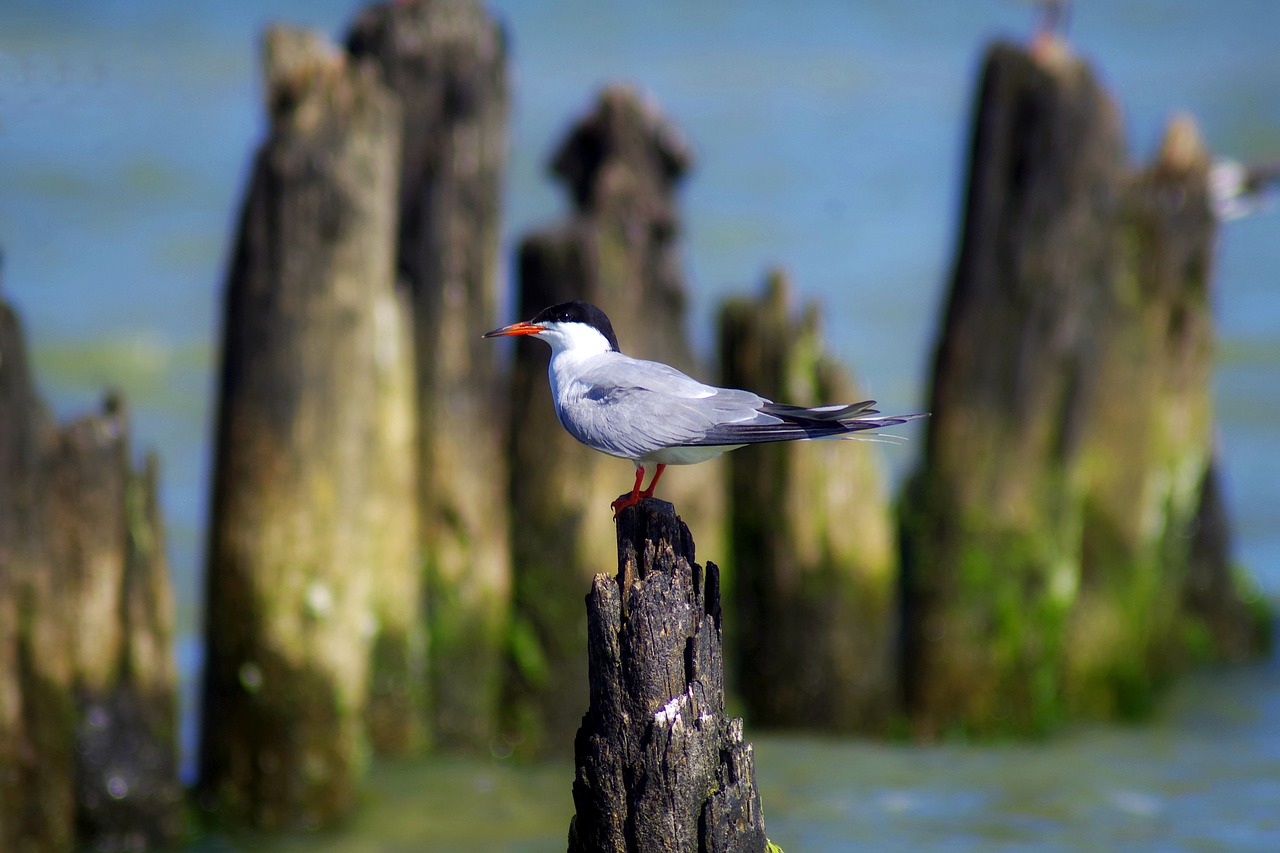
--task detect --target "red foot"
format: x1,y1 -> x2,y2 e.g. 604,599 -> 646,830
611,467 -> 646,517
610,491 -> 642,516
611,464 -> 666,518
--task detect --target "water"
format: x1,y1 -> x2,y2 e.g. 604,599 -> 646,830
2,1 -> 1277,849
188,649 -> 1280,852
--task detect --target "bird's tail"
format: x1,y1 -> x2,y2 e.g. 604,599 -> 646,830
762,400 -> 927,431
690,401 -> 928,447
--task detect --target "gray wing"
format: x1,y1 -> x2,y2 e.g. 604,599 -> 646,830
561,355 -> 769,457
563,353 -> 925,457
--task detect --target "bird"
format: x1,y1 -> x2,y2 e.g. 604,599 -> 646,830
484,300 -> 927,516
1209,157 -> 1280,221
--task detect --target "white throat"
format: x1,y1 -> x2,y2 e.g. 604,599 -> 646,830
539,320 -> 615,357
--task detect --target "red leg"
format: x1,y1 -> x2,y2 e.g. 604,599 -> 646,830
611,466 -> 646,516
639,464 -> 666,499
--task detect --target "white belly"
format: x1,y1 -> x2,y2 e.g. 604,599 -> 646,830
637,444 -> 744,466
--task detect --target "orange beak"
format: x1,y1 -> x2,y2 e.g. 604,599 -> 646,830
483,321 -> 544,339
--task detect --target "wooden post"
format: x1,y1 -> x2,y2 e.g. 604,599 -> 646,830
1061,115 -> 1271,707
199,26 -> 418,827
899,41 -> 1270,737
506,85 -> 724,753
719,270 -> 898,731
569,499 -> 768,853
55,405 -> 184,851
2,296 -> 182,851
346,0 -> 512,750
0,295 -> 75,853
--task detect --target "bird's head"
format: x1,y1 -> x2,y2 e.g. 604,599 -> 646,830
483,300 -> 620,355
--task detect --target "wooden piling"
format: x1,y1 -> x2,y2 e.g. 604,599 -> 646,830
1061,114 -> 1271,709
899,41 -> 1270,737
0,296 -> 75,853
506,85 -> 724,754
198,26 -> 417,827
569,499 -> 768,853
719,271 -> 898,731
1,297 -> 182,852
347,0 -> 512,751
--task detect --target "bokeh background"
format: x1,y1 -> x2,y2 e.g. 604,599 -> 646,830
2,1 -> 1277,849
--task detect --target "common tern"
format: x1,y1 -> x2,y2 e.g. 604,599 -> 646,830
485,300 -> 926,516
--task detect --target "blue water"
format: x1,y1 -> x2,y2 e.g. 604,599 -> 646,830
2,1 -> 1278,848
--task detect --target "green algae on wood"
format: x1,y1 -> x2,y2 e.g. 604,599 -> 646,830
1,298 -> 183,852
719,270 -> 899,732
899,41 -> 1270,738
199,26 -> 418,827
347,0 -> 513,752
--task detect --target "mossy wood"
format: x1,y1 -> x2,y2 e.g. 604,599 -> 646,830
719,271 -> 898,731
347,0 -> 511,751
569,498 -> 767,853
199,27 -> 419,827
900,40 -> 1270,737
1,299 -> 182,852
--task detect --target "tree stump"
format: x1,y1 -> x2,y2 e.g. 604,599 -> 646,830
198,26 -> 418,827
719,270 -> 898,731
899,41 -> 1270,737
1,296 -> 182,852
347,0 -> 512,751
506,84 -> 724,754
569,499 -> 767,853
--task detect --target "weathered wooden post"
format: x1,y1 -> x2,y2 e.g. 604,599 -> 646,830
506,85 -> 723,753
2,294 -> 183,852
199,26 -> 418,826
899,40 -> 1269,737
346,0 -> 512,751
570,499 -> 768,853
0,295 -> 75,853
55,405 -> 185,852
1062,115 -> 1271,708
719,271 -> 898,731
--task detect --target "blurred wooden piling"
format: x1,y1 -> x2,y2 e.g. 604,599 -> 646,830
1,297 -> 76,852
719,271 -> 898,731
505,85 -> 723,754
1,298 -> 182,852
1063,115 -> 1271,701
347,0 -> 512,751
899,41 -> 1270,737
198,26 -> 418,827
569,499 -> 768,853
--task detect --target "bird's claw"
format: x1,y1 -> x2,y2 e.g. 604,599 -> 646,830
611,492 -> 642,518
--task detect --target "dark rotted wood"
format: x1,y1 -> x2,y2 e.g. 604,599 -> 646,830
347,0 -> 511,751
899,42 -> 1270,737
54,415 -> 184,851
199,26 -> 417,827
506,85 -> 724,755
569,499 -> 767,853
719,271 -> 898,732
1,297 -> 182,852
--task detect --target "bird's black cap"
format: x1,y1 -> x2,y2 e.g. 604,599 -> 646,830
531,301 -> 620,351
